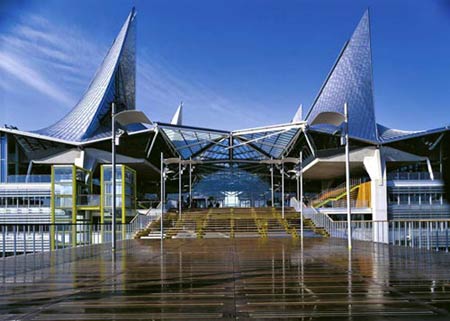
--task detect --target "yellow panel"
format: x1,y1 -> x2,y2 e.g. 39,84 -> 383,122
356,181 -> 371,208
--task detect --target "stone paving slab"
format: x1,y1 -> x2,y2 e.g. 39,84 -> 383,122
1,238 -> 450,320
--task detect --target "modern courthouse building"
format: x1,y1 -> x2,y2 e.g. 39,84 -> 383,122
0,8 -> 449,253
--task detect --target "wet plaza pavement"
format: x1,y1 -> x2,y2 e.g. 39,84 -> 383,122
1,238 -> 450,320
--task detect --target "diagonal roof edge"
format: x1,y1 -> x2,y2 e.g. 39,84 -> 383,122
305,9 -> 378,143
35,8 -> 136,142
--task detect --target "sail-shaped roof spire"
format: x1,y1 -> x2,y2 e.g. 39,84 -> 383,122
36,8 -> 137,142
171,102 -> 183,125
306,10 -> 378,142
292,104 -> 303,123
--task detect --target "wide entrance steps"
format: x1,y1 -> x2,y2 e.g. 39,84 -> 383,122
141,207 -> 322,239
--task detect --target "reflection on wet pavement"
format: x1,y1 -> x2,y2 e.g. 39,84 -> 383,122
1,238 -> 450,320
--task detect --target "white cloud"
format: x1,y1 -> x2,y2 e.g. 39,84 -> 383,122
0,13 -> 105,111
0,51 -> 75,106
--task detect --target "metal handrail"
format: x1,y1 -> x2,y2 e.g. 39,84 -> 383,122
311,178 -> 366,206
0,222 -> 148,258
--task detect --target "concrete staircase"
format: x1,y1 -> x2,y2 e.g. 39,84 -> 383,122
142,207 -> 323,239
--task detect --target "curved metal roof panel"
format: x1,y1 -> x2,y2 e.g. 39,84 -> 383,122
35,9 -> 136,142
306,10 -> 378,142
377,124 -> 421,142
377,123 -> 449,143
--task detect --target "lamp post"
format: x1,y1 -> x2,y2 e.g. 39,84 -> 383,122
299,150 -> 303,239
111,103 -> 116,252
308,103 -> 351,250
160,152 -> 164,241
281,157 -> 285,219
344,102 -> 352,250
178,157 -> 182,219
111,105 -> 152,252
270,162 -> 274,207
189,158 -> 192,209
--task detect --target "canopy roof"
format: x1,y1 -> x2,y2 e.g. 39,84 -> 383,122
157,122 -> 305,162
302,146 -> 428,180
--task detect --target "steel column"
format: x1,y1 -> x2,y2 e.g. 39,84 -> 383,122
189,158 -> 192,208
160,153 -> 164,241
270,163 -> 274,207
300,150 -> 304,239
178,157 -> 182,219
344,102 -> 352,250
281,158 -> 285,219
111,102 -> 117,253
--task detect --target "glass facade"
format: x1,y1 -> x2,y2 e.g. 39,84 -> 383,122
192,165 -> 271,207
53,166 -> 73,214
236,129 -> 298,159
52,165 -> 92,224
101,165 -> 136,224
388,184 -> 448,219
160,125 -> 301,161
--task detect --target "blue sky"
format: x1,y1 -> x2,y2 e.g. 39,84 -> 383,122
0,0 -> 449,132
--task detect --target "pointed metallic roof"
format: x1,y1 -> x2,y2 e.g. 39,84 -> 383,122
306,10 -> 378,142
36,8 -> 137,142
170,103 -> 183,125
291,104 -> 303,123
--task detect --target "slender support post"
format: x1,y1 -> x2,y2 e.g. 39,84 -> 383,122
281,158 -> 285,219
160,153 -> 164,241
344,102 -> 352,250
189,158 -> 192,208
111,102 -> 116,253
300,151 -> 304,239
296,167 -> 299,206
270,162 -> 274,207
178,157 -> 182,219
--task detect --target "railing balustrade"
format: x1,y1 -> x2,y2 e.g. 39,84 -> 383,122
302,206 -> 450,252
0,214 -> 154,257
319,199 -> 370,209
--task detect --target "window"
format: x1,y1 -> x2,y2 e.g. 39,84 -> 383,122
431,193 -> 441,205
388,194 -> 398,204
399,194 -> 408,205
410,194 -> 420,204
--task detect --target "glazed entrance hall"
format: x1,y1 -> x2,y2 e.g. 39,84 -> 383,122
2,238 -> 450,320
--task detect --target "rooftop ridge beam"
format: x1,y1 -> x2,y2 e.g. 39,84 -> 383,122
232,122 -> 306,136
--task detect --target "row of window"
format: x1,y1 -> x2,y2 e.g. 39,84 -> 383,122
388,193 -> 444,206
0,196 -> 50,207
0,194 -> 134,208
